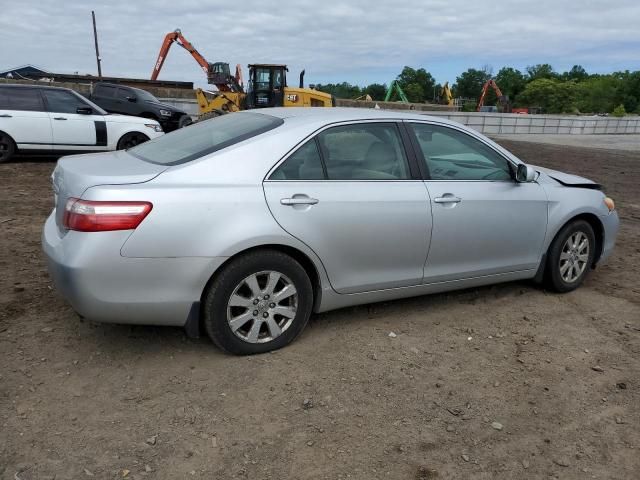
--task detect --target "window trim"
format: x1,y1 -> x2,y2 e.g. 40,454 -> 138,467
265,119 -> 423,182
405,120 -> 517,182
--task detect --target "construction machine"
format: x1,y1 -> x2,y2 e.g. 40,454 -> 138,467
477,79 -> 511,112
439,82 -> 454,106
384,80 -> 409,103
152,30 -> 333,118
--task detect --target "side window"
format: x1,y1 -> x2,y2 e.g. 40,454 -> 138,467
270,139 -> 324,180
318,123 -> 410,180
7,89 -> 44,111
42,89 -> 87,114
411,123 -> 512,181
95,85 -> 116,97
116,88 -> 133,100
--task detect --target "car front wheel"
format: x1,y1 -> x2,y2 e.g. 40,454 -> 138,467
203,250 -> 313,354
116,132 -> 149,150
545,219 -> 595,293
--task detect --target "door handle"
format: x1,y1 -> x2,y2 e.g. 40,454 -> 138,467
53,117 -> 67,121
0,114 -> 12,118
281,197 -> 319,206
434,195 -> 462,204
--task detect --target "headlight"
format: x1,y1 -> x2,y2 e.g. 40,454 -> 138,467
604,196 -> 615,212
159,109 -> 172,117
144,123 -> 163,133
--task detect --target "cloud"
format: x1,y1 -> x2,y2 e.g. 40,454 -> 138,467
1,0 -> 638,86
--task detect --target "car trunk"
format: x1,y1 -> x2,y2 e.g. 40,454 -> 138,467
52,149 -> 167,234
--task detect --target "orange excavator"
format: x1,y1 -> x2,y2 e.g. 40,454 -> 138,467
476,79 -> 511,112
151,29 -> 333,118
151,29 -> 243,93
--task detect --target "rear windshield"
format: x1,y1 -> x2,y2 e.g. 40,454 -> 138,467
129,112 -> 284,165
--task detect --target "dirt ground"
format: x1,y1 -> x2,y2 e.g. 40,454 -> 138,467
1,140 -> 638,480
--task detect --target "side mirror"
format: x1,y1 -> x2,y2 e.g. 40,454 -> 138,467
126,96 -> 137,102
516,163 -> 536,183
76,106 -> 93,115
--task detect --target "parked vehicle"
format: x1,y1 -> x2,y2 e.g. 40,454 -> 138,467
89,83 -> 192,132
42,108 -> 619,354
0,84 -> 163,162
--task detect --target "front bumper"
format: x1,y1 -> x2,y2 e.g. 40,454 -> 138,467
42,213 -> 226,326
598,210 -> 619,265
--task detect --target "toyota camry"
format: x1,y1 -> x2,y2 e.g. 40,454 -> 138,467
42,108 -> 619,354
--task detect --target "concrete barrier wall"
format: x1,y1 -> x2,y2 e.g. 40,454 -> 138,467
412,112 -> 640,135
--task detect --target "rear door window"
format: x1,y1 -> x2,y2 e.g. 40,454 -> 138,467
4,88 -> 44,111
95,84 -> 117,98
317,123 -> 410,180
129,112 -> 284,165
269,139 -> 325,180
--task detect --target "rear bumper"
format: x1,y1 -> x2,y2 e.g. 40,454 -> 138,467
598,210 -> 619,265
42,213 -> 226,326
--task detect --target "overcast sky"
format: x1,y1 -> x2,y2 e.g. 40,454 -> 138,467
2,0 -> 639,88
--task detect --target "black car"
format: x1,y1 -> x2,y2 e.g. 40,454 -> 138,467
89,83 -> 192,132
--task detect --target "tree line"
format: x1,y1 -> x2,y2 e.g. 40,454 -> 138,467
315,65 -> 640,115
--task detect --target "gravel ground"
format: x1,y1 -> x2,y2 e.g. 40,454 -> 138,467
1,140 -> 638,480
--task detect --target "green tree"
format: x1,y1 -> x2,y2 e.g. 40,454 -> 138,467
495,67 -> 527,102
612,104 -> 627,117
396,66 -> 436,103
517,78 -> 578,113
575,75 -> 621,114
315,82 -> 362,99
453,68 -> 491,101
363,83 -> 387,101
526,64 -> 557,81
563,65 -> 589,82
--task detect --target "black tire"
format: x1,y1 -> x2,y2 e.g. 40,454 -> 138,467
0,131 -> 16,163
544,220 -> 595,293
203,250 -> 313,355
116,132 -> 150,150
178,115 -> 193,129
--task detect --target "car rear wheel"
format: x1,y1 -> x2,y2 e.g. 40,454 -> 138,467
545,220 -> 595,292
116,132 -> 149,150
0,131 -> 16,163
202,250 -> 313,355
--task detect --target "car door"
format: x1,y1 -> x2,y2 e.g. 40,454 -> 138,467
407,122 -> 548,283
0,87 -> 52,150
41,89 -> 107,151
115,87 -> 138,115
263,121 -> 432,294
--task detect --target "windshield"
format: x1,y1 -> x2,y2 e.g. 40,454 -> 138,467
128,112 -> 284,166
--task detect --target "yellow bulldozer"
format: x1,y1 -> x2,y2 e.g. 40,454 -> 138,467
151,30 -> 333,119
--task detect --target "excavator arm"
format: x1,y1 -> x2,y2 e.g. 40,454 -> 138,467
477,79 -> 506,111
151,29 -> 210,80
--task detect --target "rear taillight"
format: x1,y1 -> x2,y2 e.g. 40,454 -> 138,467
63,198 -> 152,232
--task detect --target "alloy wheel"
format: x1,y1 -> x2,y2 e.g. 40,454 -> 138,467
226,270 -> 298,343
559,231 -> 590,283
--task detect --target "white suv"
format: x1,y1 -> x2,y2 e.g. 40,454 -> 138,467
0,84 -> 164,162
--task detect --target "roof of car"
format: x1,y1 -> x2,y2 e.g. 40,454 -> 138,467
0,83 -> 73,90
249,107 -> 460,128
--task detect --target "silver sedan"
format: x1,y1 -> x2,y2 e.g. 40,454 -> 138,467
42,108 -> 619,354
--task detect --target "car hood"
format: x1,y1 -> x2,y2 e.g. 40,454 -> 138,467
531,165 -> 601,189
